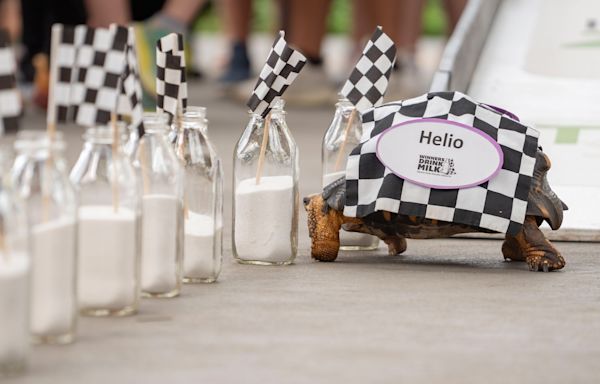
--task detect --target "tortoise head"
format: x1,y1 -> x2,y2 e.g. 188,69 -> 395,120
303,192 -> 344,262
527,149 -> 568,230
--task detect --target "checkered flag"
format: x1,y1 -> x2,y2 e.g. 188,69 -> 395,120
344,92 -> 540,235
156,33 -> 187,123
0,30 -> 21,134
340,26 -> 396,112
247,31 -> 306,117
69,24 -> 128,127
115,25 -> 145,137
48,24 -> 87,125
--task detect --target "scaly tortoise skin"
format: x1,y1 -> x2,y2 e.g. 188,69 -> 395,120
304,149 -> 567,272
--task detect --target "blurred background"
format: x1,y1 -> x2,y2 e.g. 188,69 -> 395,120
0,0 -> 466,111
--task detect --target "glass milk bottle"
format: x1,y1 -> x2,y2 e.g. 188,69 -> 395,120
0,150 -> 30,376
175,107 -> 223,283
233,99 -> 299,265
11,131 -> 77,344
135,112 -> 184,298
322,95 -> 379,250
70,125 -> 141,316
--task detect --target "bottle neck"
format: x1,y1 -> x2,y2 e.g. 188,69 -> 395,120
143,112 -> 170,135
83,125 -> 127,146
335,98 -> 356,114
14,131 -> 66,159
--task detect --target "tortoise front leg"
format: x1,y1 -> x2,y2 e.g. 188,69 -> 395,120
501,215 -> 565,272
304,194 -> 344,262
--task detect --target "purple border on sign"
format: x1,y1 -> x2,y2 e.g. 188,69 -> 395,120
375,118 -> 505,190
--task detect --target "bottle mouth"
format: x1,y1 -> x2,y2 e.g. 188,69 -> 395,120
83,124 -> 128,143
14,130 -> 66,152
180,106 -> 209,130
336,96 -> 354,109
182,106 -> 207,120
143,111 -> 170,132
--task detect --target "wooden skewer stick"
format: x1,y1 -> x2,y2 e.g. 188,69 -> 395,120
334,108 -> 357,172
138,140 -> 151,195
0,231 -> 7,263
182,197 -> 189,220
175,106 -> 189,219
42,25 -> 62,223
111,113 -> 120,213
41,124 -> 56,223
255,113 -> 272,185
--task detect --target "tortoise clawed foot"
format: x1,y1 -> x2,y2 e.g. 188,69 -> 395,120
385,237 -> 407,256
525,249 -> 565,272
503,216 -> 565,272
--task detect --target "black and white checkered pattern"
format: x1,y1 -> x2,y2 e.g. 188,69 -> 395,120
247,31 -> 306,117
156,33 -> 187,123
0,30 -> 21,134
48,24 -> 86,124
343,92 -> 540,235
69,25 -> 128,127
115,25 -> 145,136
340,26 -> 396,112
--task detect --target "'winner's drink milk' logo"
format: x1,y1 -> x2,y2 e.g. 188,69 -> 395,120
416,130 -> 459,177
417,155 -> 456,176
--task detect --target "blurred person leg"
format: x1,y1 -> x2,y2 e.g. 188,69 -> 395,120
85,0 -> 130,27
352,0 -> 423,67
0,0 -> 21,42
20,0 -> 86,108
395,0 -> 424,66
442,0 -> 467,33
130,0 -> 206,107
353,0 -> 426,100
19,0 -> 47,83
390,0 -> 427,99
218,0 -> 252,84
283,0 -> 336,105
351,0 -> 374,60
130,0 -> 167,21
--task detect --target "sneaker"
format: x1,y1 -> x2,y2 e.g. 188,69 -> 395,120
219,42 -> 252,84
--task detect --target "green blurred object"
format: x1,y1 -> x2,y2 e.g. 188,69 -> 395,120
422,0 -> 447,36
327,0 -> 351,34
193,0 -> 447,36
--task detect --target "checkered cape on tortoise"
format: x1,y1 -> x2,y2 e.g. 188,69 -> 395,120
305,92 -> 568,272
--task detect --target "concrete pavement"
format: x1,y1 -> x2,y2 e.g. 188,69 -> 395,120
3,35 -> 600,384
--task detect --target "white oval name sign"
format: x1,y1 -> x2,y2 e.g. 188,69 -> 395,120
376,118 -> 504,189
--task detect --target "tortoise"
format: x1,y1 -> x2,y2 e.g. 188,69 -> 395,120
304,149 -> 567,272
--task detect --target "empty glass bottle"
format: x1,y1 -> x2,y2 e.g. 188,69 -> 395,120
322,95 -> 379,250
70,124 -> 141,316
233,99 -> 299,265
11,131 -> 77,344
175,107 -> 223,283
0,149 -> 30,376
134,112 -> 184,298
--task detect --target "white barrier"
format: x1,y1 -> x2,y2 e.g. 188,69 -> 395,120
431,0 -> 600,241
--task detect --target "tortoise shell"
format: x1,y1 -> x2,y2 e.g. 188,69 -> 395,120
321,148 -> 566,238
